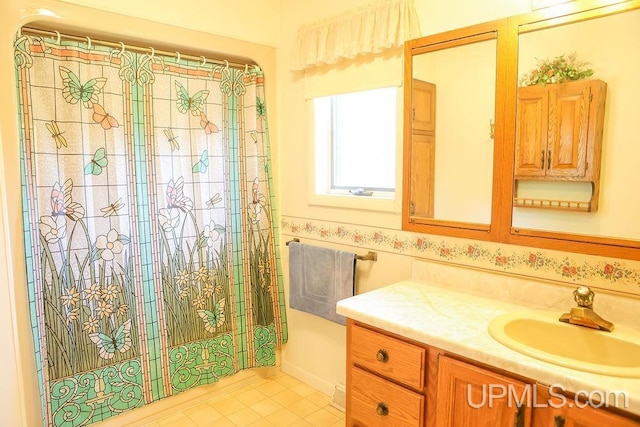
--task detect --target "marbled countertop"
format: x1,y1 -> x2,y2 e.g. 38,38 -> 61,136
336,280 -> 640,416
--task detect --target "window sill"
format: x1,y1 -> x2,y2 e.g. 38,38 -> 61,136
308,192 -> 400,213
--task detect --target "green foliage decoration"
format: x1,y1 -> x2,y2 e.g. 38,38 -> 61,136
519,53 -> 594,86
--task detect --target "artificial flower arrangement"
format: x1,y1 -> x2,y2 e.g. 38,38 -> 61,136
519,52 -> 594,86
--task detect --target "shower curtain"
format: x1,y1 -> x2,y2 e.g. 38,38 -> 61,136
14,31 -> 287,427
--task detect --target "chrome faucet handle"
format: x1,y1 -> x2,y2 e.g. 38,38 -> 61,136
573,286 -> 594,309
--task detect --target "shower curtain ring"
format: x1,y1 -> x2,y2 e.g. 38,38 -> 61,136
224,60 -> 229,70
201,56 -> 206,66
176,51 -> 181,63
54,30 -> 61,44
120,42 -> 125,54
244,64 -> 248,74
149,47 -> 155,59
86,36 -> 91,49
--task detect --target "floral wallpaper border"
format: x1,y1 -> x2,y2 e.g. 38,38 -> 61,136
281,216 -> 640,295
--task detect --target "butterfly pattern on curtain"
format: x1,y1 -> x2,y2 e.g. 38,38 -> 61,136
14,32 -> 287,427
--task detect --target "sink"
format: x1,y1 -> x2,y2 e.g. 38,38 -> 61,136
488,309 -> 640,377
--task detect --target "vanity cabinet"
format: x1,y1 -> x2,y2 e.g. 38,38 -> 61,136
347,323 -> 426,426
346,320 -> 640,427
531,385 -> 639,427
435,355 -> 530,427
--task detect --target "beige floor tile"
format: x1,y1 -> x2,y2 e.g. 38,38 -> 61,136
249,397 -> 284,417
324,404 -> 345,418
305,391 -> 331,407
207,395 -> 247,417
289,420 -> 314,427
155,412 -> 184,424
226,407 -> 263,426
105,372 -> 344,427
157,414 -> 199,427
271,389 -> 307,407
303,408 -> 341,427
265,407 -> 302,426
273,374 -> 302,388
232,387 -> 268,406
289,383 -> 317,398
253,379 -> 288,396
245,420 -> 276,427
183,402 -> 224,426
201,418 -> 236,427
286,398 -> 322,418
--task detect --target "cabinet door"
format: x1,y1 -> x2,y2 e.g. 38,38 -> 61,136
547,81 -> 591,178
435,356 -> 531,427
531,386 -> 639,427
412,79 -> 436,133
515,85 -> 548,178
410,133 -> 435,219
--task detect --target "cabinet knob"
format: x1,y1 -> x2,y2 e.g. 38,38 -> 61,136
554,415 -> 566,427
376,349 -> 389,363
376,402 -> 389,416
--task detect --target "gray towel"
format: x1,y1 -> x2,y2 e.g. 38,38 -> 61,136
288,242 -> 356,325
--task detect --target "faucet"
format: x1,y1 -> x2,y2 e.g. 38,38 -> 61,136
559,286 -> 614,332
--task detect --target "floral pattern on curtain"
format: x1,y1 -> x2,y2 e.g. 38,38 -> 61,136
14,31 -> 287,427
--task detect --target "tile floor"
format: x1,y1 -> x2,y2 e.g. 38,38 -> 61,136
142,372 -> 345,427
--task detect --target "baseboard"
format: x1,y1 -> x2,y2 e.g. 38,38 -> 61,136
280,360 -> 335,397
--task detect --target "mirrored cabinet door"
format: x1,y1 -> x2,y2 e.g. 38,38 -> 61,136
513,9 -> 640,244
407,34 -> 497,228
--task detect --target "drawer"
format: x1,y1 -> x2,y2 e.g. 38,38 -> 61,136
351,324 -> 426,390
350,366 -> 424,427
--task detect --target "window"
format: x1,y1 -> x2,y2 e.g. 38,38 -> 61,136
313,87 -> 398,199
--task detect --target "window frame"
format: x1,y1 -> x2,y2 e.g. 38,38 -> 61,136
308,86 -> 403,213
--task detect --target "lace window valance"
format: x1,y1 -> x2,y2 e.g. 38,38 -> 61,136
291,0 -> 422,71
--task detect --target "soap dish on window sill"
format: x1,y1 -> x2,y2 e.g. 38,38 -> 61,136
349,188 -> 373,196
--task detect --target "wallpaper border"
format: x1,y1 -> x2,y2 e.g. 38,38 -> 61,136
280,216 -> 640,295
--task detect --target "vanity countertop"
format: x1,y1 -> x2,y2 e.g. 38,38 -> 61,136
336,280 -> 640,416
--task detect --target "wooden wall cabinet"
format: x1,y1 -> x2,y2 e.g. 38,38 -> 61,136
513,79 -> 607,212
346,320 -> 640,427
409,79 -> 436,219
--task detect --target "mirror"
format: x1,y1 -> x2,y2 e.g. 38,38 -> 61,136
513,9 -> 640,244
403,1 -> 640,259
409,36 -> 496,226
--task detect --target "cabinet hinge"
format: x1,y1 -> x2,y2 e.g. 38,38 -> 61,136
589,93 -> 593,102
409,201 -> 415,215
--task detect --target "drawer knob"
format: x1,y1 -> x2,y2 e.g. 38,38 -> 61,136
376,349 -> 389,363
376,402 -> 389,416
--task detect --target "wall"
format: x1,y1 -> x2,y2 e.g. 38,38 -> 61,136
0,1 -> 278,425
3,0 -> 640,425
277,0 -> 640,399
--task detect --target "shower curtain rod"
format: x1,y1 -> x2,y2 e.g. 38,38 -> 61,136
21,27 -> 254,70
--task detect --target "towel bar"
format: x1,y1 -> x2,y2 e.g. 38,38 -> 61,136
285,238 -> 377,262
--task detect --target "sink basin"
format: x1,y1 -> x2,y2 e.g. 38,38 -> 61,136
488,309 -> 640,377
